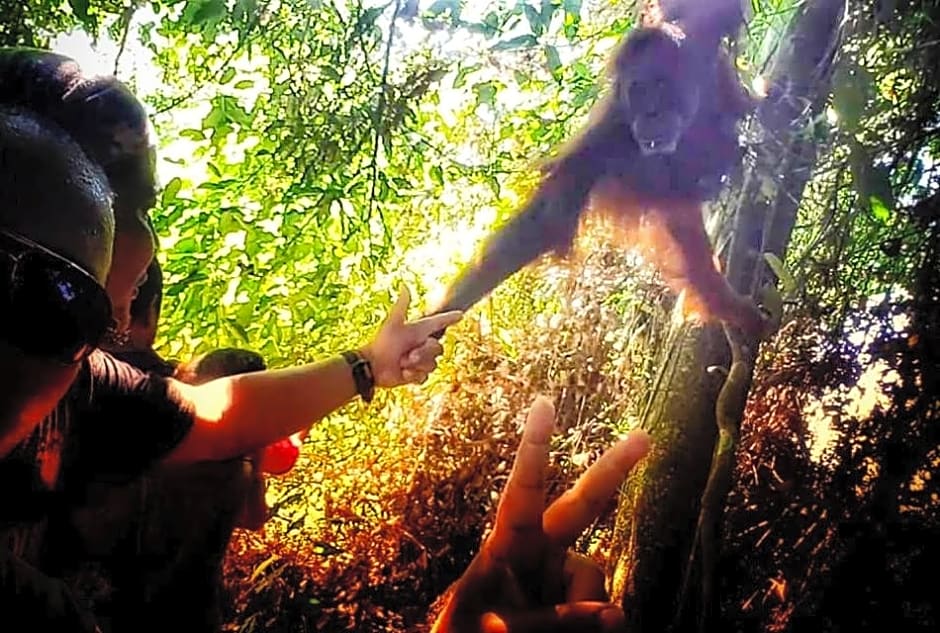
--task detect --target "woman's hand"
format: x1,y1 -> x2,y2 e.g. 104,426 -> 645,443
432,396 -> 651,633
361,286 -> 462,388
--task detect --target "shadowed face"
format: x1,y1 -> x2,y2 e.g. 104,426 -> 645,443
107,206 -> 157,341
616,28 -> 703,156
0,108 -> 114,453
72,84 -> 160,341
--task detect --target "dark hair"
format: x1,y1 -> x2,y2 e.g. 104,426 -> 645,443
0,106 -> 113,239
130,257 -> 164,326
0,47 -> 159,215
175,348 -> 267,385
194,349 -> 267,379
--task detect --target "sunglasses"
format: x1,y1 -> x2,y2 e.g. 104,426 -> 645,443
0,229 -> 113,363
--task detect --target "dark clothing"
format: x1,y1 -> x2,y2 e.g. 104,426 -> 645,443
0,350 -> 194,631
50,348 -> 253,633
108,348 -> 176,378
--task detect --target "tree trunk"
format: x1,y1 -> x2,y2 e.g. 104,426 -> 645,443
615,2 -> 848,632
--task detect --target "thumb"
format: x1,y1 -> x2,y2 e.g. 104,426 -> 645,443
386,285 -> 411,326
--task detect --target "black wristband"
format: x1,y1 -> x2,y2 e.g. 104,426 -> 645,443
342,350 -> 375,403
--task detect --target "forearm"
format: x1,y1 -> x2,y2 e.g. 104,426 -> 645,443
165,355 -> 358,463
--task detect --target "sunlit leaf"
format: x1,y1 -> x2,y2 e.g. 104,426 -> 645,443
180,128 -> 206,141
161,177 -> 183,206
849,141 -> 896,220
870,195 -> 891,222
220,66 -> 236,84
763,253 -> 797,295
430,164 -> 444,186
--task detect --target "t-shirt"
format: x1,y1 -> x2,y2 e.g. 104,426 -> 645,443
107,348 -> 177,378
0,350 -> 195,631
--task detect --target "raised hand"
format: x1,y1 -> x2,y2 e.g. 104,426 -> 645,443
432,396 -> 651,633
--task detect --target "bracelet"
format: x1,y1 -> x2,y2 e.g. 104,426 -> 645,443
342,350 -> 375,403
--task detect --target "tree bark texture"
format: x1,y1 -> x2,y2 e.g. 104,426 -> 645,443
614,2 -> 848,632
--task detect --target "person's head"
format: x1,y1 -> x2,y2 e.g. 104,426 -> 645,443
0,47 -> 160,339
173,348 -> 267,386
0,107 -> 114,445
126,257 -> 164,351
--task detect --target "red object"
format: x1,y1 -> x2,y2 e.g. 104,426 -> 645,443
258,436 -> 302,475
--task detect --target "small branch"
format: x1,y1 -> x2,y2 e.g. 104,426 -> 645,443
367,0 -> 404,227
113,2 -> 138,76
153,2 -> 267,115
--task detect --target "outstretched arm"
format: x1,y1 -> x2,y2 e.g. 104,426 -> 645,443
659,201 -> 766,336
165,288 -> 462,464
434,168 -> 597,320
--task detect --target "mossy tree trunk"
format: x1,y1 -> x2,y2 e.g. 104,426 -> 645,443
614,2 -> 848,632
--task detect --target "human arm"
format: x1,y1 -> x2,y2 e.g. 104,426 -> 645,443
164,287 -> 461,463
70,287 -> 459,479
431,397 -> 650,633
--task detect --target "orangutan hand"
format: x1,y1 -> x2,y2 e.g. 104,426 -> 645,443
431,396 -> 651,633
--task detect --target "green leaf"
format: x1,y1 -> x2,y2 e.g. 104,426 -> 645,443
849,141 -> 895,221
357,6 -> 384,30
524,4 -> 543,36
180,128 -> 206,141
762,253 -> 797,295
184,0 -> 226,26
453,63 -> 479,89
544,45 -> 562,74
161,177 -> 183,205
870,195 -> 891,222
540,0 -> 558,28
474,81 -> 499,108
220,66 -> 236,84
430,165 -> 444,186
234,79 -> 255,89
427,0 -> 460,18
483,11 -> 500,32
68,0 -> 90,21
563,0 -> 583,16
226,319 -> 251,343
492,34 -> 538,51
175,236 -> 200,253
202,105 -> 224,130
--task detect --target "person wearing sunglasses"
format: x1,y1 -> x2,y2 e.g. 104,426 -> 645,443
0,106 -> 460,630
1,47 -> 161,347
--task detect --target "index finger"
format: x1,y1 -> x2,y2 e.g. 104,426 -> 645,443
543,431 -> 650,548
408,310 -> 464,340
487,396 -> 555,562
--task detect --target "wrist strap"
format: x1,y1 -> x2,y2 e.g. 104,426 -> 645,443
342,350 -> 375,403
